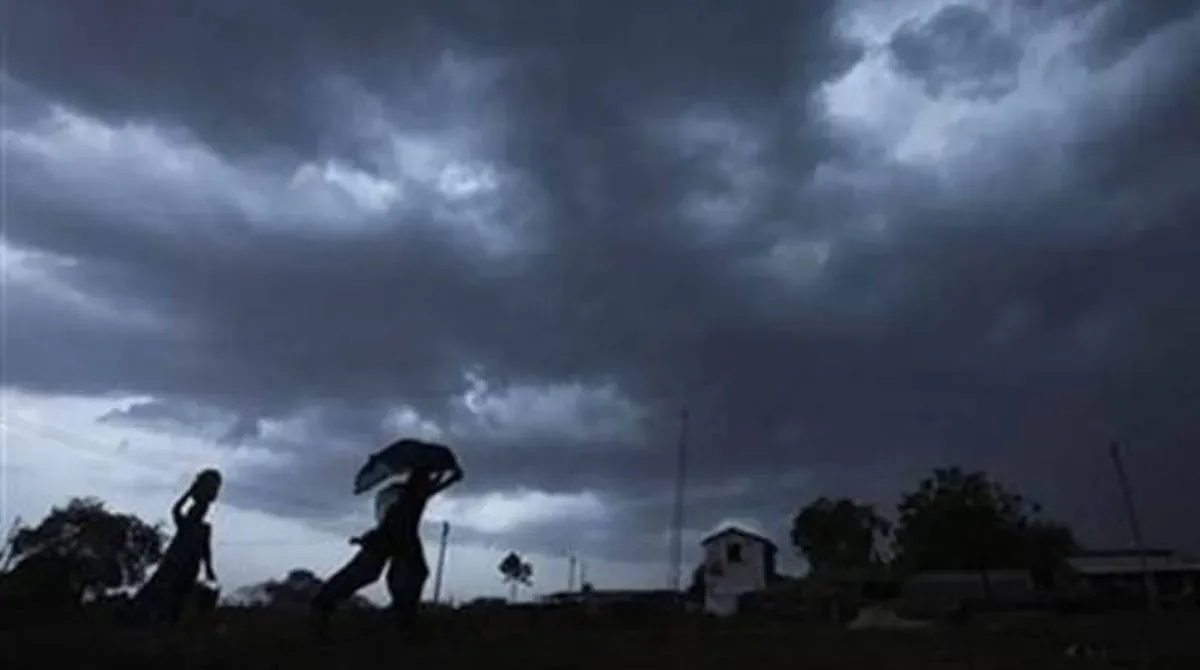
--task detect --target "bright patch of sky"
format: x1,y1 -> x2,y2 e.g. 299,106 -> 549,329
435,489 -> 608,535
2,83 -> 522,257
0,390 -> 660,599
818,0 -> 1169,188
453,372 -> 648,445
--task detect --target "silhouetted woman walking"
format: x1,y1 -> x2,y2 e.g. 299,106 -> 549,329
132,469 -> 220,624
312,462 -> 462,639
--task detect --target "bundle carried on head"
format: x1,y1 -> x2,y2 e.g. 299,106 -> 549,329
391,439 -> 458,473
354,438 -> 459,495
191,468 -> 223,504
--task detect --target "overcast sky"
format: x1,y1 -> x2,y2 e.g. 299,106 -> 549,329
3,0 -> 1199,600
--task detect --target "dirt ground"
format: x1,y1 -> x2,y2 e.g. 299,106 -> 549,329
2,609 -> 1199,670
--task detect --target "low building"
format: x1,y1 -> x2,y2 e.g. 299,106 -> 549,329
1066,549 -> 1200,606
700,525 -> 778,616
899,569 -> 1039,615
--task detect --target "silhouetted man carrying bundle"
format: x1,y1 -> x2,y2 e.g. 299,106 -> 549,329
132,469 -> 220,625
312,439 -> 463,639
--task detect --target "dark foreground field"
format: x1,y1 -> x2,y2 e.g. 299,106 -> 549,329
3,609 -> 1199,670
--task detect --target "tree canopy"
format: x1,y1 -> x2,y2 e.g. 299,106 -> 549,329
5,497 -> 164,601
891,467 -> 1077,580
790,496 -> 891,575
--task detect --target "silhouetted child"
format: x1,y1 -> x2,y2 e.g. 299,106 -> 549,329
311,463 -> 462,639
132,469 -> 221,624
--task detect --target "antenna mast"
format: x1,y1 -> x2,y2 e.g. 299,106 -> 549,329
669,409 -> 689,591
566,551 -> 578,592
1109,441 -> 1159,611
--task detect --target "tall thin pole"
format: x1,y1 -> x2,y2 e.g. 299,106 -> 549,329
567,553 -> 578,592
432,521 -> 451,604
669,409 -> 689,591
1109,441 -> 1159,611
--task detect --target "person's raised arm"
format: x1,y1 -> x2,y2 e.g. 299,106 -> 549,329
431,465 -> 464,496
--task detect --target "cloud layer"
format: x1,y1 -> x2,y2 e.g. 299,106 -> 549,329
5,0 -> 1200,567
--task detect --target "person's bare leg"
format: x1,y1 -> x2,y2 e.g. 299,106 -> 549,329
311,549 -> 386,638
385,559 -> 428,639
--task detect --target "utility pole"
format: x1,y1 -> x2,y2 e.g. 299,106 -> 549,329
567,552 -> 578,592
1109,441 -> 1159,612
432,521 -> 451,604
669,408 -> 689,592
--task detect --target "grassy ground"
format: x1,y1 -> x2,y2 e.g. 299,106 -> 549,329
2,608 -> 1199,669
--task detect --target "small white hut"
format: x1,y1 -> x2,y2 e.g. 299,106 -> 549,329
700,525 -> 777,616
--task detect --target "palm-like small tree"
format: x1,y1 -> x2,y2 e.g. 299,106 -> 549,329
498,551 -> 534,602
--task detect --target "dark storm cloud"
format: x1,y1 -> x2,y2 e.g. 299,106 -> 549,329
6,0 -> 492,164
1079,0 -> 1200,69
888,4 -> 1023,100
5,0 -> 1200,560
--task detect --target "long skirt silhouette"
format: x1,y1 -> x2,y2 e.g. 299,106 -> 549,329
132,522 -> 210,624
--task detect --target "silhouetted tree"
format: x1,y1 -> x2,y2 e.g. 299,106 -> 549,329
498,551 -> 533,601
6,497 -> 164,602
790,497 -> 891,576
892,467 -> 1077,597
0,515 -> 23,572
1023,519 -> 1079,590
